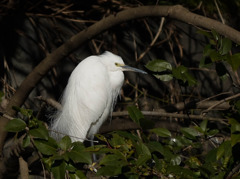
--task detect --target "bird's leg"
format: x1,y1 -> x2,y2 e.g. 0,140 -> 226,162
90,135 -> 97,162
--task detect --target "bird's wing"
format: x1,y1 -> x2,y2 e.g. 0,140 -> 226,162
63,57 -> 112,139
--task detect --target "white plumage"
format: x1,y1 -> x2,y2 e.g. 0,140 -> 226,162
51,51 -> 146,142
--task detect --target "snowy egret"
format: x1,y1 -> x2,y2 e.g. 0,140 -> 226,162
50,51 -> 147,143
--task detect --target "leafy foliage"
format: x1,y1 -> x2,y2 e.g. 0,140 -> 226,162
145,60 -> 197,86
199,29 -> 240,79
5,107 -> 91,178
4,104 -> 240,178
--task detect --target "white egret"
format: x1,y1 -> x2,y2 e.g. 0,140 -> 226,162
50,51 -> 147,143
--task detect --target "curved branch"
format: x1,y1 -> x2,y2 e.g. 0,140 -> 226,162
1,5 -> 240,155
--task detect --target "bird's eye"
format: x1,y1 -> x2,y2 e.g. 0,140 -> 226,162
115,63 -> 120,67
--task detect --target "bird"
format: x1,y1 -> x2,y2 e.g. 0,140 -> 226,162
50,51 -> 147,143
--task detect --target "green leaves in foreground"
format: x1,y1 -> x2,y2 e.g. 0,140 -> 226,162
127,106 -> 154,129
145,59 -> 197,86
5,118 -> 26,132
5,107 -> 91,178
5,106 -> 240,178
145,59 -> 173,81
172,65 -> 197,86
150,128 -> 171,138
200,29 -> 240,73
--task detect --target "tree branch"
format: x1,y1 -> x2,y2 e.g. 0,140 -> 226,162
112,111 -> 228,125
19,157 -> 29,179
1,4 -> 240,156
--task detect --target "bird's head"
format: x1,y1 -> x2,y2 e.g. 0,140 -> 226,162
101,51 -> 147,74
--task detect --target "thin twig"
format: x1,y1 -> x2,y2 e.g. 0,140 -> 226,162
0,112 -> 14,120
28,136 -> 48,178
214,0 -> 225,24
143,19 -> 153,40
35,96 -> 62,110
112,111 -> 228,125
226,162 -> 240,179
51,3 -> 73,16
202,93 -> 240,115
137,17 -> 165,62
196,92 -> 232,104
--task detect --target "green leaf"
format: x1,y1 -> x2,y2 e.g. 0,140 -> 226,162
136,142 -> 151,156
150,128 -> 171,137
68,150 -> 91,164
187,156 -> 201,168
34,139 -> 57,155
51,161 -> 66,179
85,144 -> 106,152
207,129 -> 219,137
231,133 -> 240,147
203,44 -> 213,57
68,142 -> 92,164
211,29 -> 220,41
199,163 -> 214,178
209,49 -> 222,62
217,140 -> 232,160
59,136 -> 72,151
228,53 -> 240,71
172,65 -> 187,81
234,99 -> 240,111
200,120 -> 208,133
127,106 -> 144,126
29,125 -> 49,140
65,163 -> 76,172
172,66 -> 197,86
42,157 -> 54,170
205,148 -> 217,163
109,133 -> 125,147
18,108 -> 33,118
147,141 -> 174,161
153,154 -> 162,172
145,60 -> 172,72
211,172 -> 226,179
169,136 -> 192,148
97,165 -> 122,176
167,165 -> 198,178
136,142 -> 151,166
147,141 -> 165,154
95,134 -> 108,143
180,127 -> 198,140
114,131 -> 139,141
22,135 -> 31,148
71,141 -> 88,151
75,170 -> 86,179
5,118 -> 26,132
199,57 -> 213,68
220,38 -> 232,55
154,74 -> 173,81
197,30 -> 212,39
170,155 -> 181,166
136,153 -> 151,166
99,154 -> 127,166
69,170 -> 86,179
229,118 -> 240,133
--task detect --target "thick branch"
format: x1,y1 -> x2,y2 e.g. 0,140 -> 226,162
1,5 -> 240,155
